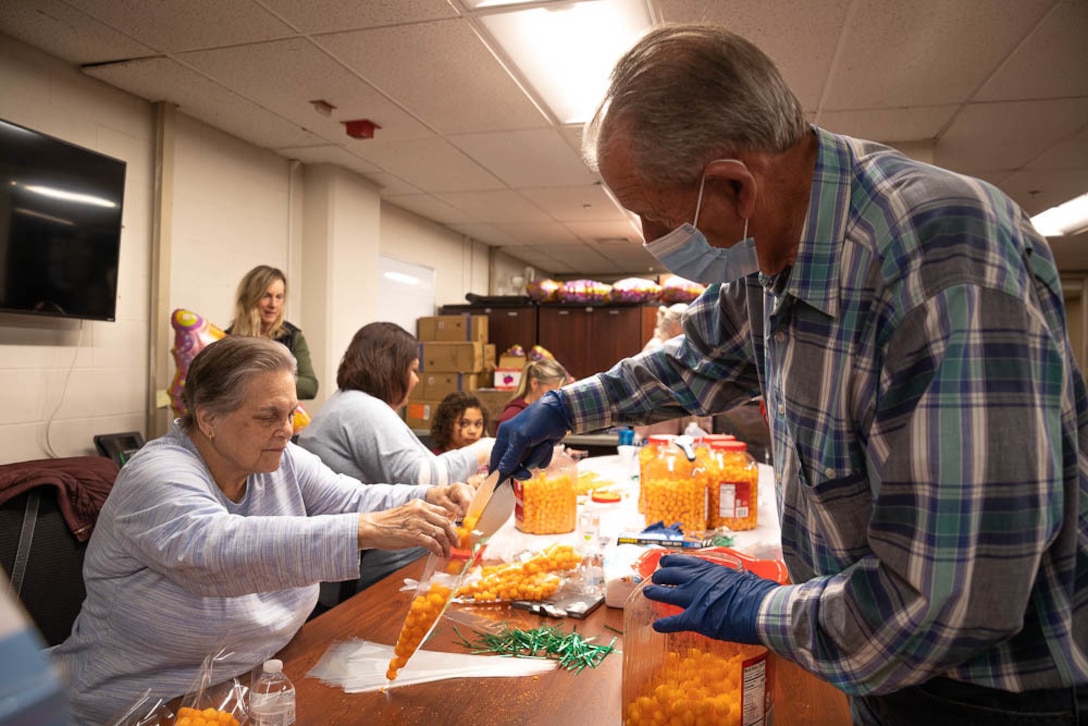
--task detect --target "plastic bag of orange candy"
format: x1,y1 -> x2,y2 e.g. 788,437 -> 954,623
173,651 -> 248,726
621,548 -> 788,726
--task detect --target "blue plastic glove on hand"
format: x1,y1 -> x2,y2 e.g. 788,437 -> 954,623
642,554 -> 779,645
489,390 -> 573,480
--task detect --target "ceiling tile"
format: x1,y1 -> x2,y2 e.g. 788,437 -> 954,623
436,190 -> 550,224
385,193 -> 478,224
448,128 -> 597,187
64,0 -> 295,52
937,97 -> 1088,172
976,0 -> 1088,102
0,1 -> 155,64
364,172 -> 423,197
314,19 -> 548,134
564,220 -> 645,245
448,222 -> 520,246
346,136 -> 504,192
823,0 -> 1054,109
818,105 -> 957,143
519,185 -> 628,223
261,0 -> 457,34
274,144 -> 381,175
178,38 -> 433,144
654,0 -> 852,110
84,56 -> 324,149
991,167 -> 1088,217
490,221 -> 583,245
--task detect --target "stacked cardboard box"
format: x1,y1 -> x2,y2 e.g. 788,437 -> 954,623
406,315 -> 497,430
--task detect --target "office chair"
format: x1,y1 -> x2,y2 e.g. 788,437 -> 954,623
0,456 -> 119,646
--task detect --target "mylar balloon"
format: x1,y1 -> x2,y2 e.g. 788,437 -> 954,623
169,308 -> 311,433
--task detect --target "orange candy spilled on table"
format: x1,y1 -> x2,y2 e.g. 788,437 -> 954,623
174,706 -> 239,726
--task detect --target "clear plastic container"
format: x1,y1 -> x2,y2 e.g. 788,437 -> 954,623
514,445 -> 577,534
641,438 -> 705,534
250,659 -> 296,726
637,435 -> 673,514
622,548 -> 788,726
707,441 -> 760,531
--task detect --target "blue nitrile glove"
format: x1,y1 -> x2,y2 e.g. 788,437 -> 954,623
490,390 -> 573,480
643,554 -> 779,645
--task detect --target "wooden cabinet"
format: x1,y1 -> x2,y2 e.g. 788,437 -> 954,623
538,305 -> 643,380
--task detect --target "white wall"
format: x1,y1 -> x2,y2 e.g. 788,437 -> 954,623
0,38 -> 154,464
380,204 -> 490,308
0,36 -> 502,464
169,115 -> 293,329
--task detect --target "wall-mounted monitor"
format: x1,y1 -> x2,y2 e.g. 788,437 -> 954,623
0,117 -> 126,322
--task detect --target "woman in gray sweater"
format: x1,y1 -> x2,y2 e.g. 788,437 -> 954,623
299,322 -> 493,596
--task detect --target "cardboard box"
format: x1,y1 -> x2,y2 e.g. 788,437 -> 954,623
475,388 -> 515,428
493,367 -> 522,391
419,341 -> 485,372
484,343 -> 496,372
498,354 -> 527,370
419,371 -> 487,399
404,400 -> 442,430
417,314 -> 488,343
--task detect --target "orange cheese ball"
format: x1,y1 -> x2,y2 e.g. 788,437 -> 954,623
455,545 -> 581,602
624,644 -> 757,726
641,475 -> 707,534
386,582 -> 453,681
516,471 -> 576,534
175,706 -> 239,726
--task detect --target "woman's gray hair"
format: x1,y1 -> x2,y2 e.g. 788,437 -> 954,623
180,336 -> 297,431
583,23 -> 808,187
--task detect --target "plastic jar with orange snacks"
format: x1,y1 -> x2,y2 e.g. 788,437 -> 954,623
514,446 -> 577,534
640,439 -> 704,533
622,548 -> 788,726
706,440 -> 759,531
637,435 -> 673,513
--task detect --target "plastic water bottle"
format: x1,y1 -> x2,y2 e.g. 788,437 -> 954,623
250,659 -> 296,726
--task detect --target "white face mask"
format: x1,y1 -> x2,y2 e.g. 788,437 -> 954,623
643,160 -> 759,284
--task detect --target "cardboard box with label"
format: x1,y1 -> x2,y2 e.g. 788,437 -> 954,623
498,353 -> 527,370
404,400 -> 442,430
417,315 -> 488,343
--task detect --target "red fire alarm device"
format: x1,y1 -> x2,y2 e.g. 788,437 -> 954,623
343,119 -> 380,139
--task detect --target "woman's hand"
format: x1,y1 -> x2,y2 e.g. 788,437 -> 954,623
357,499 -> 459,557
425,482 -> 474,517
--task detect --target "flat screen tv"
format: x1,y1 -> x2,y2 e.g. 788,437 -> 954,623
0,117 -> 126,322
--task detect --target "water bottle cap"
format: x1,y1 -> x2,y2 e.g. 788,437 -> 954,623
263,659 -> 283,674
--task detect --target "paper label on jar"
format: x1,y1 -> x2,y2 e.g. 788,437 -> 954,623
740,652 -> 768,726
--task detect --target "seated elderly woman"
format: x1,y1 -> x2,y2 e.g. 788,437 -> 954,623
300,322 -> 493,596
51,336 -> 471,725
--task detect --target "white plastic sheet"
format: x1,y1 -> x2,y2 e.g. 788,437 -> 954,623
308,639 -> 556,693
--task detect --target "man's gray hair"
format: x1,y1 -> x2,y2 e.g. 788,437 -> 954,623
583,23 -> 807,187
180,336 -> 297,430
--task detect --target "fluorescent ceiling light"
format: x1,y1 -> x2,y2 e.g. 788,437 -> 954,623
21,183 -> 118,208
1031,192 -> 1088,237
476,0 -> 652,124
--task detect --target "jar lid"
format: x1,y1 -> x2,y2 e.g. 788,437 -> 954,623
591,490 -> 622,503
647,434 -> 675,443
699,433 -> 736,442
711,440 -> 748,452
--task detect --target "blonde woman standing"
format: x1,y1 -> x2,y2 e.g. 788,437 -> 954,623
227,265 -> 319,400
497,357 -> 569,428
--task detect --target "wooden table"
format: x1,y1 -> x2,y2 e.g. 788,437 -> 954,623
275,557 -> 852,725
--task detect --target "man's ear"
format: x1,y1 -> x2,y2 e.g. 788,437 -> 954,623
704,158 -> 758,220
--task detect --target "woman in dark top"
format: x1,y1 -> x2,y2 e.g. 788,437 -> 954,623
227,265 -> 318,400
